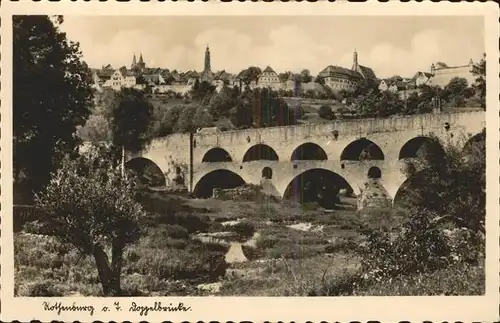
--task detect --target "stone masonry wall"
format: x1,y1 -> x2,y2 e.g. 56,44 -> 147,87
357,179 -> 392,210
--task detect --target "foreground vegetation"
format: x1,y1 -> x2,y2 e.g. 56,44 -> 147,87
16,189 -> 484,297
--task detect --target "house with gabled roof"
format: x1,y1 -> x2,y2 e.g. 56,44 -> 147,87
318,50 -> 377,92
412,71 -> 433,87
257,66 -> 282,91
318,65 -> 361,91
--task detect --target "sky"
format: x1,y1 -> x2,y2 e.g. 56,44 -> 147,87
59,15 -> 484,79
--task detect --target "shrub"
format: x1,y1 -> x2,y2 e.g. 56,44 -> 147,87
358,208 -> 451,281
228,221 -> 256,240
353,262 -> 484,296
318,105 -> 335,120
17,280 -> 68,297
312,272 -> 365,296
132,244 -> 228,281
165,239 -> 188,250
125,249 -> 141,263
164,224 -> 190,240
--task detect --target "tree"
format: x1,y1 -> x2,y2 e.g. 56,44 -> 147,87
238,66 -> 262,85
251,88 -> 295,128
397,131 -> 485,234
193,107 -> 214,130
318,105 -> 335,120
473,54 -> 486,110
353,78 -> 379,97
190,81 -> 215,103
443,77 -> 473,107
13,15 -> 94,202
76,114 -> 112,143
34,146 -> 144,296
109,88 -> 154,153
176,106 -> 198,133
229,104 -> 253,129
208,87 -> 236,119
278,71 -> 292,83
300,69 -> 313,83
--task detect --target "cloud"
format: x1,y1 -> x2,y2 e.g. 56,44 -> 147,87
362,29 -> 480,78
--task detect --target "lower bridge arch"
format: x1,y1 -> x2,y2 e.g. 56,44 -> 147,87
125,157 -> 166,187
283,168 -> 356,209
193,169 -> 246,198
393,169 -> 436,208
462,129 -> 486,157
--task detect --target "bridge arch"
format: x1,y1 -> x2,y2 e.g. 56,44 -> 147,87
262,167 -> 273,179
193,169 -> 246,198
367,166 -> 382,179
242,144 -> 279,162
340,138 -> 384,161
125,157 -> 166,187
398,136 -> 445,160
202,147 -> 232,162
392,167 -> 438,207
290,142 -> 328,161
462,129 -> 485,156
283,168 -> 355,209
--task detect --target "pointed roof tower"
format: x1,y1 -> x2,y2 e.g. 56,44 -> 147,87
139,53 -> 144,64
352,48 -> 359,71
131,53 -> 137,69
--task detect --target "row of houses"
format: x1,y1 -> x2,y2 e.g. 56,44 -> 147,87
91,47 -> 481,100
91,48 -> 377,96
378,58 -> 480,100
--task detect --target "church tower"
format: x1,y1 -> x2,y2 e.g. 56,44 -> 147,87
131,53 -> 137,69
204,45 -> 211,72
352,49 -> 359,71
134,53 -> 145,72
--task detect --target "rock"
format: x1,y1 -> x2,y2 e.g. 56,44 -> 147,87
242,232 -> 261,248
287,222 -> 313,232
197,282 -> 222,294
225,243 -> 248,263
221,219 -> 242,227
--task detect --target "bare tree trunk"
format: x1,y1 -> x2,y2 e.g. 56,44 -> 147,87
92,244 -> 122,296
110,239 -> 124,294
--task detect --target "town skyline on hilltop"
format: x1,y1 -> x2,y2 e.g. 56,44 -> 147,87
60,15 -> 484,78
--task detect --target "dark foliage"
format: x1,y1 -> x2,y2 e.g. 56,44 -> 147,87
13,15 -> 94,202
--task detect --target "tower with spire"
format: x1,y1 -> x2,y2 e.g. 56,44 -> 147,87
204,45 -> 211,72
200,45 -> 214,82
131,53 -> 137,70
131,52 -> 146,72
352,49 -> 359,71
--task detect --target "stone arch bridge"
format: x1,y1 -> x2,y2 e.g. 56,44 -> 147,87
127,110 -> 485,204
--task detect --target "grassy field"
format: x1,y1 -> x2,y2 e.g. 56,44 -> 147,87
14,192 -> 484,297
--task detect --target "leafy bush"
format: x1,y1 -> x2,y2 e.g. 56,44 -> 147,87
228,221 -> 256,240
165,239 -> 188,250
129,239 -> 229,281
17,280 -> 68,297
358,208 -> 451,281
318,105 -> 335,120
164,224 -> 190,240
353,262 -> 484,296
